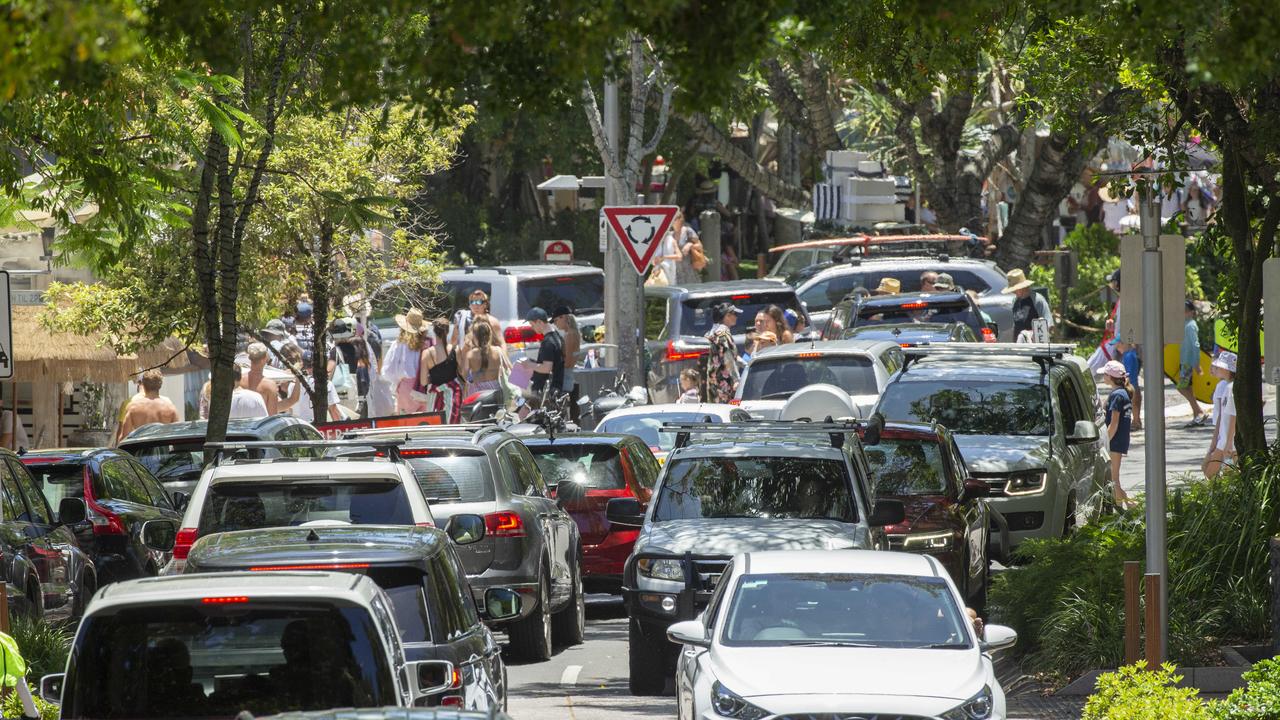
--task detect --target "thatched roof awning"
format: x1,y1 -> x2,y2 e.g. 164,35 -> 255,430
10,306 -> 191,384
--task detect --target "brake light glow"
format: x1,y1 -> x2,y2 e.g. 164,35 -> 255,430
201,596 -> 249,605
728,398 -> 741,405
484,511 -> 526,538
981,327 -> 996,343
463,392 -> 483,405
399,449 -> 435,458
249,563 -> 371,572
555,277 -> 573,283
730,294 -> 752,300
666,341 -> 708,362
899,301 -> 928,309
795,352 -> 823,359
173,527 -> 199,560
504,325 -> 543,344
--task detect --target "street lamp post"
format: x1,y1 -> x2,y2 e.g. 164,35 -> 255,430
1138,184 -> 1168,658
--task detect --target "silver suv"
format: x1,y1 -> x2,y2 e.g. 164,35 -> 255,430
872,343 -> 1110,546
611,421 -> 905,695
795,256 -> 1014,340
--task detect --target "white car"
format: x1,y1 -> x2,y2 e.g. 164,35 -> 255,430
40,571 -> 456,713
595,403 -> 753,462
169,449 -> 436,573
736,339 -> 903,420
670,550 -> 1016,720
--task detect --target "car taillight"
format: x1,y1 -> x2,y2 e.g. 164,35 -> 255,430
981,327 -> 996,343
728,398 -> 741,405
202,596 -> 249,605
504,325 -> 543,344
86,499 -> 127,536
484,511 -> 525,538
462,392 -> 483,405
900,301 -> 929,309
174,527 -> 199,560
441,696 -> 463,707
666,341 -> 708,362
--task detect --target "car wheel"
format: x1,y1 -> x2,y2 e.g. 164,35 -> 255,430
553,559 -> 585,646
628,618 -> 667,696
508,572 -> 553,662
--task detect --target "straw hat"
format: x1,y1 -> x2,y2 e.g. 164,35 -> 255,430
395,308 -> 428,334
873,277 -> 901,295
1001,269 -> 1034,294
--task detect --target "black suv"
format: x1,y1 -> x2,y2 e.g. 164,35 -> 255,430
643,280 -> 811,403
342,425 -> 584,662
821,291 -> 991,342
21,449 -> 181,584
185,525 -> 519,710
118,416 -> 323,496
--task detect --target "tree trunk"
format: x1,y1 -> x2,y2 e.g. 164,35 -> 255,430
308,221 -> 336,423
998,133 -> 1086,270
677,110 -> 808,207
797,57 -> 843,154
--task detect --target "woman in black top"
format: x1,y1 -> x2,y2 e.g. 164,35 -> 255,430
421,318 -> 462,422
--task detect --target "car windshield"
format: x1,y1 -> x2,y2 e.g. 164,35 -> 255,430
864,438 -> 948,495
653,456 -> 856,522
877,380 -> 1052,436
679,292 -> 802,336
721,573 -> 971,648
126,437 -> 257,482
197,479 -> 414,534
404,453 -> 495,503
61,601 -> 396,719
517,275 -> 605,316
597,412 -> 722,451
740,355 -> 877,400
527,444 -> 625,490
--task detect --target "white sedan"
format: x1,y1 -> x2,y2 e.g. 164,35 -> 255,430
670,550 -> 1016,720
595,403 -> 752,462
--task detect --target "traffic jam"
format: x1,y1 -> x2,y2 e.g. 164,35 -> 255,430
22,238 -> 1110,720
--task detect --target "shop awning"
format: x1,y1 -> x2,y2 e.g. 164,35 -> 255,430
10,306 -> 191,384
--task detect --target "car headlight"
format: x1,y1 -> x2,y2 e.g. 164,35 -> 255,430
1004,470 -> 1047,496
901,530 -> 954,551
942,685 -> 994,720
711,681 -> 768,720
637,557 -> 685,582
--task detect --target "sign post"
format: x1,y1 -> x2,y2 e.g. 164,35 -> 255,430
602,206 -> 679,275
0,271 -> 11,379
1137,186 -> 1167,659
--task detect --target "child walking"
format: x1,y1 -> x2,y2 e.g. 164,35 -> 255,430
1203,351 -> 1238,479
1099,360 -> 1133,505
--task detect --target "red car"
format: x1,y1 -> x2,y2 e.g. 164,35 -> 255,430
862,421 -> 997,609
521,432 -> 659,592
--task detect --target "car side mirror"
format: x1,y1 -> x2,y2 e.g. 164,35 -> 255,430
667,620 -> 710,648
407,660 -> 456,699
606,497 -> 644,527
556,479 -> 587,509
140,520 -> 177,552
57,497 -> 86,526
40,673 -> 64,705
962,479 -> 989,501
867,499 -> 906,527
445,514 -> 486,545
484,587 -> 523,621
170,491 -> 189,511
1067,419 -> 1100,445
981,624 -> 1018,653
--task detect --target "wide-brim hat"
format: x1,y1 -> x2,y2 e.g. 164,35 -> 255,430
697,179 -> 717,193
1212,351 -> 1238,373
933,272 -> 956,291
395,307 -> 427,334
873,277 -> 901,295
1001,269 -> 1034,293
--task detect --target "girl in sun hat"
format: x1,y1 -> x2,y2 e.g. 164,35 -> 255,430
384,308 -> 429,414
1099,360 -> 1133,505
1204,350 -> 1238,479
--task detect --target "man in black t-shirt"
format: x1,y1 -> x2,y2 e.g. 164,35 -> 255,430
520,307 -> 564,398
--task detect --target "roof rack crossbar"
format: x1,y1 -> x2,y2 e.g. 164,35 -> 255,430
663,420 -> 862,451
900,342 -> 1076,359
205,439 -> 406,465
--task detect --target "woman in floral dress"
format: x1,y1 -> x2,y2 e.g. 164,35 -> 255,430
703,301 -> 741,403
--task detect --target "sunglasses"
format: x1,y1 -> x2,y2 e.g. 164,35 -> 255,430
470,299 -> 486,306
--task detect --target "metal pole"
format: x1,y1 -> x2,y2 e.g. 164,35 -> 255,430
602,79 -> 621,372
1139,184 -> 1167,658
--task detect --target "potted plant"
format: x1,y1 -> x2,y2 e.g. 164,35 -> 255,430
68,383 -> 114,447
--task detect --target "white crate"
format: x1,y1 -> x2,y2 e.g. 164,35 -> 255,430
826,150 -> 869,167
844,177 -> 898,197
842,201 -> 905,222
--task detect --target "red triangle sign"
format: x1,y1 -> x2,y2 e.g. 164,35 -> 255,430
603,206 -> 679,274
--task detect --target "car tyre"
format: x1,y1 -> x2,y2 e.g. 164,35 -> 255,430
553,560 -> 585,646
509,572 -> 553,662
628,618 -> 667,696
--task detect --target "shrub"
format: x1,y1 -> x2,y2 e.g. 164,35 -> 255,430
1210,658 -> 1280,720
1084,664 -> 1209,719
0,683 -> 59,720
9,616 -> 73,680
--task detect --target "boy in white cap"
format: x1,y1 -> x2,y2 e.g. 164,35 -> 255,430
1204,351 -> 1238,479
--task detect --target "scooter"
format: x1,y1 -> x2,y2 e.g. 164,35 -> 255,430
579,372 -> 648,429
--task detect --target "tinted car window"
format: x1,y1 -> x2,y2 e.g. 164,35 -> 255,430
527,444 -> 625,490
1,464 -> 30,522
864,438 -> 948,495
197,480 -> 414,534
517,275 -> 605,316
365,566 -> 431,644
878,379 -> 1052,435
799,273 -> 865,313
10,459 -> 52,524
127,436 -> 257,484
102,460 -> 151,504
856,300 -> 983,334
405,453 -> 495,503
598,412 -> 729,452
30,463 -> 88,508
943,269 -> 993,294
679,292 -> 802,336
626,443 -> 660,490
740,355 -> 877,400
131,462 -> 174,508
644,296 -> 668,341
63,602 -> 396,718
428,554 -> 472,641
653,456 -> 856,522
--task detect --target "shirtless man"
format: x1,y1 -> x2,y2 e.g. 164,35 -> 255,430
115,370 -> 179,444
243,343 -> 280,414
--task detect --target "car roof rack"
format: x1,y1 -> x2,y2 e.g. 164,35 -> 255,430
662,420 -> 863,451
205,439 -> 407,466
342,423 -> 507,443
897,342 -> 1075,375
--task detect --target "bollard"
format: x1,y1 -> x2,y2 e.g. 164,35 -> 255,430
1124,561 -> 1141,666
0,588 -> 10,634
1145,572 -> 1163,668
